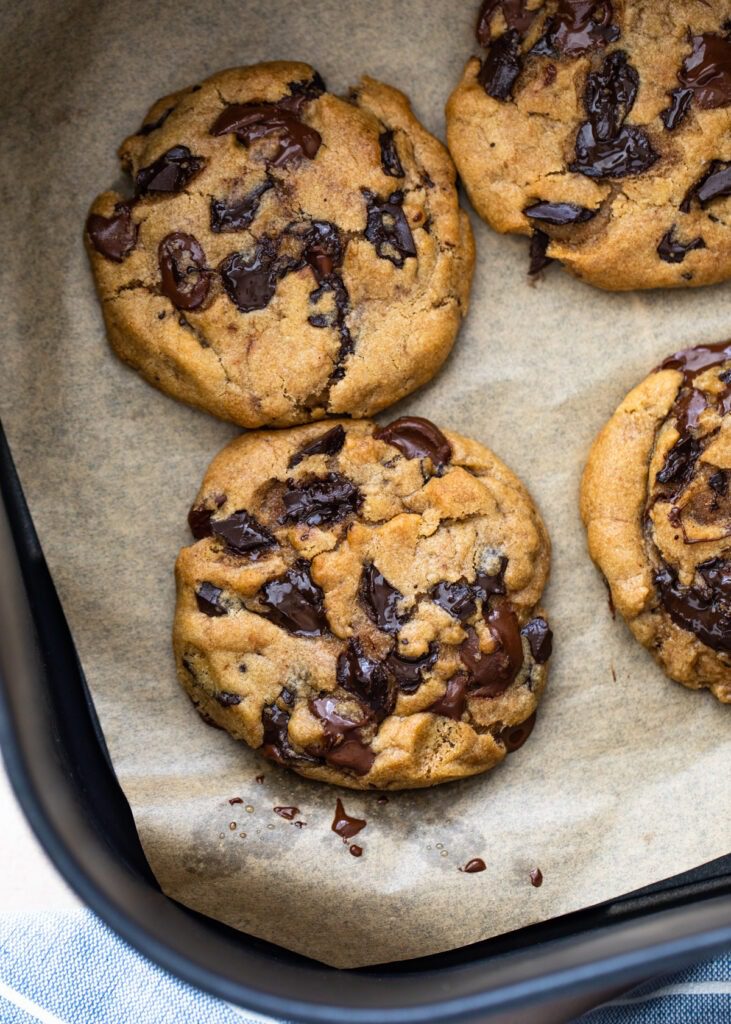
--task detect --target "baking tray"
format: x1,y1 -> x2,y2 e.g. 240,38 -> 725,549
1,419 -> 729,1022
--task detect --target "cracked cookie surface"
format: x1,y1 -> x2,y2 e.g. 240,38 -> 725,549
85,62 -> 474,426
582,342 -> 731,703
446,2 -> 731,291
174,416 -> 552,789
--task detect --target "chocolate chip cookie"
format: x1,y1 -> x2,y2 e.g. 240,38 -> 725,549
582,342 -> 731,702
85,62 -> 474,427
446,2 -> 731,290
174,416 -> 552,789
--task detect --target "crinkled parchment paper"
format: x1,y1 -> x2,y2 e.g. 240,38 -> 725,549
2,0 -> 730,969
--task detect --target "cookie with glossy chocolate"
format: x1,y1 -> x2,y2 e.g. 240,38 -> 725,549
174,416 -> 552,789
446,2 -> 731,291
582,342 -> 731,702
85,62 -> 474,427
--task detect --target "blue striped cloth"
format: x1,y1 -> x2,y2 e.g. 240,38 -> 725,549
0,910 -> 728,1023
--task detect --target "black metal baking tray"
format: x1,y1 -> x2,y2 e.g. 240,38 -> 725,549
0,419 -> 729,1023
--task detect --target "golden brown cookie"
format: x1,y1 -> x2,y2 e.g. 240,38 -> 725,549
174,416 -> 552,789
582,342 -> 731,703
446,2 -> 731,290
85,62 -> 474,427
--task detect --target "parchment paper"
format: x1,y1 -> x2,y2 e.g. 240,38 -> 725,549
2,0 -> 730,970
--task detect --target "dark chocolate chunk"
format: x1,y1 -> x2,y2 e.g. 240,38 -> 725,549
219,238 -> 280,312
676,33 -> 731,110
349,844 -> 363,857
473,556 -> 509,600
135,145 -> 205,195
303,221 -> 343,282
656,435 -> 702,490
521,618 -> 553,663
524,201 -> 598,226
383,643 -> 439,693
288,425 -> 346,468
158,232 -> 210,310
136,105 -> 175,136
531,0 -> 619,57
363,190 -> 417,266
498,711 -> 536,752
661,87 -> 693,131
460,858 -> 487,873
336,638 -> 395,719
528,230 -> 554,275
287,72 -> 327,100
710,471 -> 728,496
280,472 -> 362,527
211,509 -> 276,555
461,603 -> 524,696
260,703 -> 320,764
680,160 -> 731,213
379,129 -> 405,177
374,416 -> 452,472
215,691 -> 242,707
570,52 -> 658,179
657,226 -> 706,264
211,101 -> 321,167
530,867 -> 543,887
698,557 -> 731,602
655,565 -> 731,654
427,673 -> 469,721
476,0 -> 535,45
86,201 -> 137,262
658,341 -> 731,378
360,563 -> 407,636
478,29 -> 523,101
188,505 -> 214,539
430,579 -> 477,622
195,581 -> 226,616
331,798 -> 367,838
310,698 -> 376,775
260,560 -> 329,637
210,180 -> 273,232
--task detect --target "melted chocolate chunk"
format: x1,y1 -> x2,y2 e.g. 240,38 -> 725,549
476,0 -> 535,45
570,52 -> 658,179
136,105 -> 175,136
474,557 -> 509,600
524,201 -> 598,226
528,230 -> 554,274
498,711 -> 536,752
698,557 -> 731,601
657,226 -> 706,264
431,580 -> 477,621
158,232 -> 210,310
288,425 -> 346,468
676,33 -> 731,111
521,617 -> 552,663
374,416 -> 452,472
478,29 -> 523,101
86,201 -> 137,262
219,238 -> 281,312
461,603 -> 524,696
655,566 -> 731,654
363,190 -> 416,266
135,145 -> 205,195
196,581 -> 226,616
360,563 -> 407,636
280,473 -> 362,527
260,560 -> 329,637
216,691 -> 242,707
384,643 -> 439,694
661,88 -> 693,131
379,129 -> 405,177
680,160 -> 731,212
211,510 -> 276,555
261,703 -> 320,764
288,72 -> 327,100
210,180 -> 273,233
303,221 -> 343,283
310,697 -> 376,775
337,638 -> 395,719
187,495 -> 225,538
273,805 -> 300,820
710,471 -> 728,496
350,844 -> 363,857
331,798 -> 367,838
460,858 -> 487,873
211,100 -> 321,167
659,341 -> 731,378
428,673 -> 469,721
656,435 -> 702,490
531,0 -> 619,57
